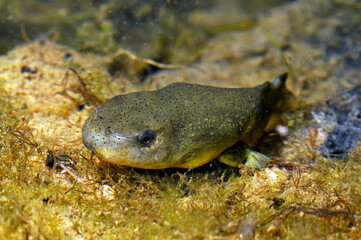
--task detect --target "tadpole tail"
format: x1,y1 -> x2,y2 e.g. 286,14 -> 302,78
260,72 -> 288,109
271,72 -> 288,93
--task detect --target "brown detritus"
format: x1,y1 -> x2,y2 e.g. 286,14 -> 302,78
106,48 -> 180,83
20,23 -> 31,43
270,198 -> 286,209
9,117 -> 39,150
297,207 -> 349,218
45,150 -> 77,170
67,66 -> 101,108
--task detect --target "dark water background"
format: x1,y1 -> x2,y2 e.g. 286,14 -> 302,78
0,0 -> 291,55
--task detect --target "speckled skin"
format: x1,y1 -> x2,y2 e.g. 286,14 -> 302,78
82,73 -> 287,169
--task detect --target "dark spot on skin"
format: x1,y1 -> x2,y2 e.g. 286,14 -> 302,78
97,113 -> 103,120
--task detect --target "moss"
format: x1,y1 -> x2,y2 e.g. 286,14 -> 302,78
1,121 -> 361,239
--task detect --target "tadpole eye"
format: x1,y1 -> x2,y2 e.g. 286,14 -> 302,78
136,130 -> 157,147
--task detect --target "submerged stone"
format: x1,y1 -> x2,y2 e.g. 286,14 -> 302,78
314,85 -> 361,159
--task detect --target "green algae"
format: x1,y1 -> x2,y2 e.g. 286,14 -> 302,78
2,136 -> 361,239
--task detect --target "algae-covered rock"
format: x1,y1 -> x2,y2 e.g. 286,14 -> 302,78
313,85 -> 361,158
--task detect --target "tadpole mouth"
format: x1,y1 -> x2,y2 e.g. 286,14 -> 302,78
82,126 -> 96,152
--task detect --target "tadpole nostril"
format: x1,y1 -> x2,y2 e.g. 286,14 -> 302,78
105,126 -> 112,135
95,108 -> 103,120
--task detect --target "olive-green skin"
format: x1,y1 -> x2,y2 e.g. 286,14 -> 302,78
82,74 -> 287,169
